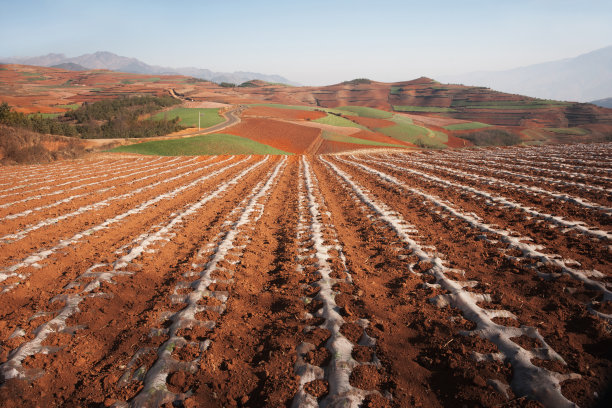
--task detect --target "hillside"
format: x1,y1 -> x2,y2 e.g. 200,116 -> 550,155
439,45 -> 612,102
1,64 -> 611,156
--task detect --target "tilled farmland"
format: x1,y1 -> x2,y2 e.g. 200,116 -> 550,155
0,144 -> 610,408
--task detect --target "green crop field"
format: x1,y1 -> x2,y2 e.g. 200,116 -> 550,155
111,134 -> 291,156
28,113 -> 62,119
450,100 -> 571,110
393,105 -> 456,113
57,104 -> 80,110
545,127 -> 589,135
334,106 -> 393,119
313,114 -> 367,129
390,86 -> 403,95
376,115 -> 448,148
322,131 -> 408,148
153,108 -> 224,128
250,103 -> 315,111
443,122 -> 491,131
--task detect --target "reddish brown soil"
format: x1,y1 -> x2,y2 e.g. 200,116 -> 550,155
0,144 -> 610,407
349,130 -> 416,147
243,106 -> 327,121
224,118 -> 321,154
444,133 -> 473,148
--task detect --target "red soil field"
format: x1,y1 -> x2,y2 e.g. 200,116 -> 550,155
444,133 -> 473,148
0,144 -> 610,408
349,130 -> 416,147
224,118 -> 321,154
243,106 -> 327,121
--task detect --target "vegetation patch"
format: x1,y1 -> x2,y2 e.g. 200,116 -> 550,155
111,133 -> 291,155
56,104 -> 80,110
249,103 -> 347,116
544,127 -> 589,135
341,78 -> 372,85
0,96 -> 183,139
313,114 -> 367,129
460,129 -> 522,146
152,107 -> 224,128
334,106 -> 393,119
390,86 -> 403,95
250,103 -> 315,111
0,124 -> 85,164
450,100 -> 571,109
28,113 -> 62,119
443,122 -> 491,131
321,131 -> 407,148
376,115 -> 448,148
393,105 -> 456,113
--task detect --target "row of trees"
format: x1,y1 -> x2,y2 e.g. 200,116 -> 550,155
0,102 -> 78,136
0,96 -> 185,139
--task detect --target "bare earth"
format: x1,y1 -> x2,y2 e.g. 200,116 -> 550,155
0,143 -> 610,407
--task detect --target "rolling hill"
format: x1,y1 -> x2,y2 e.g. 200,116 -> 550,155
0,64 -> 611,156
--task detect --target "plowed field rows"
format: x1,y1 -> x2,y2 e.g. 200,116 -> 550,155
0,144 -> 610,408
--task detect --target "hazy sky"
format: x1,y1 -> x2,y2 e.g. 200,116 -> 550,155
1,0 -> 611,85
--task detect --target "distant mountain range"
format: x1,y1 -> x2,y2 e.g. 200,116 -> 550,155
1,51 -> 299,86
439,45 -> 612,103
590,97 -> 612,109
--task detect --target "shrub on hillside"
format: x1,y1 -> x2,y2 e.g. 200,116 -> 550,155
460,129 -> 521,146
0,124 -> 85,164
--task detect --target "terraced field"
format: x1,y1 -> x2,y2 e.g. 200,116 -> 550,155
0,143 -> 610,407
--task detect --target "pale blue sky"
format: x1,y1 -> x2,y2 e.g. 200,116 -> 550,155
1,0 -> 610,85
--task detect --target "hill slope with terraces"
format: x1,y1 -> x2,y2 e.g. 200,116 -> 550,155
1,64 -> 611,155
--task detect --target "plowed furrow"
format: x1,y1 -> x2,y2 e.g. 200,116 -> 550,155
0,156 -> 187,211
338,157 -> 611,319
0,157 -> 206,238
321,156 -> 581,407
360,154 -> 611,242
0,156 -> 248,293
291,156 -> 386,408
0,157 -> 166,199
0,157 -> 273,399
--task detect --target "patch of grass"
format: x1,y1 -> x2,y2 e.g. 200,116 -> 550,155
250,103 -> 315,111
461,129 -> 522,146
544,127 -> 589,135
450,100 -> 571,109
313,114 -> 367,129
56,104 -> 80,110
28,113 -> 62,119
393,105 -> 456,113
152,108 -> 224,128
139,77 -> 160,83
110,133 -> 291,155
321,131 -> 408,148
121,80 -> 134,84
334,106 -> 393,119
443,122 -> 491,131
341,78 -> 372,85
377,115 -> 448,148
390,86 -> 403,95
